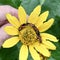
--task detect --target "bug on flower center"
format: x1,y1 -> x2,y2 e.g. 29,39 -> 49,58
18,23 -> 42,45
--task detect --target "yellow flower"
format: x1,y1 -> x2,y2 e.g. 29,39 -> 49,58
2,5 -> 58,60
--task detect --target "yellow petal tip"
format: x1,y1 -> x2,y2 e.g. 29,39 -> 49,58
18,5 -> 24,10
49,18 -> 54,25
19,6 -> 21,9
36,5 -> 41,8
55,39 -> 59,42
48,53 -> 51,57
46,11 -> 49,14
2,43 -> 7,48
46,51 -> 51,57
6,13 -> 11,17
51,18 -> 54,21
54,47 -> 56,50
35,5 -> 41,12
45,11 -> 49,16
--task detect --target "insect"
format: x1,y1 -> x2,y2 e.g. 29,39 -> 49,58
18,23 -> 42,43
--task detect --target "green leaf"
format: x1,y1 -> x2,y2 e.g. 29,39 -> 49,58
42,0 -> 60,18
0,46 -> 19,60
0,0 -> 21,8
11,0 -> 21,8
21,0 -> 40,15
39,0 -> 45,5
48,57 -> 56,60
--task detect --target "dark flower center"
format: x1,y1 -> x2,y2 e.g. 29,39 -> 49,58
18,23 -> 42,45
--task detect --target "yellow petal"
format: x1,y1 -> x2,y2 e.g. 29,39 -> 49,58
2,37 -> 19,48
43,41 -> 56,50
28,5 -> 41,24
6,14 -> 20,28
41,33 -> 58,42
34,42 -> 51,57
29,45 -> 41,60
4,26 -> 18,35
18,6 -> 26,24
19,45 -> 28,60
38,18 -> 54,32
36,11 -> 49,27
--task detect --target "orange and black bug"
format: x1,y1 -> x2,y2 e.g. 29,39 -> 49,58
18,23 -> 42,43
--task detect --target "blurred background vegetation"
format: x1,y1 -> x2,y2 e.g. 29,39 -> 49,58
0,0 -> 60,60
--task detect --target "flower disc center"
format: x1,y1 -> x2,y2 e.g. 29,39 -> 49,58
19,26 -> 37,45
18,23 -> 42,45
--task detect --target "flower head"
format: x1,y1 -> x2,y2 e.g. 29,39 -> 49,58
2,5 -> 58,60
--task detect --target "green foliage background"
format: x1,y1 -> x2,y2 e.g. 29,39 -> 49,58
0,0 -> 60,60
